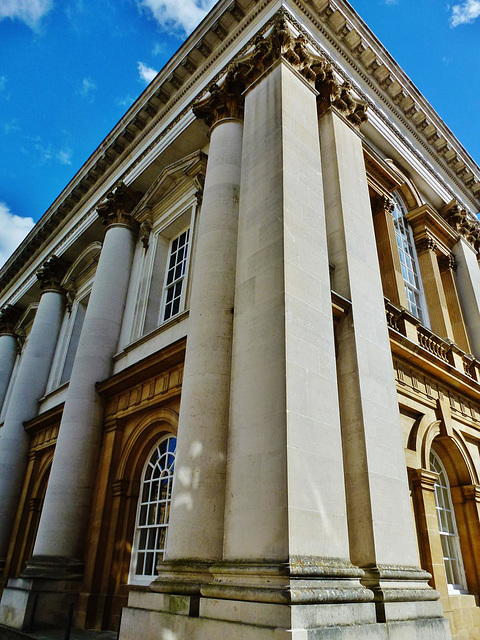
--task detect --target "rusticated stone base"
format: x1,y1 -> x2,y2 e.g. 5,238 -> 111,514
119,590 -> 452,640
0,577 -> 80,630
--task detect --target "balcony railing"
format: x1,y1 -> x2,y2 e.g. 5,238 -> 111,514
385,299 -> 480,382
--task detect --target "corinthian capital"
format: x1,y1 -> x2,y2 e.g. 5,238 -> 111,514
441,200 -> 480,251
193,68 -> 245,127
36,255 -> 68,292
193,13 -> 340,128
97,182 -> 141,228
317,74 -> 368,128
0,304 -> 20,336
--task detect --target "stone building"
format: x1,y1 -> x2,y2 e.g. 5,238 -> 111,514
0,1 -> 480,638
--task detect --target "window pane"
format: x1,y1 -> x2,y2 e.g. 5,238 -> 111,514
430,451 -> 466,590
131,435 -> 177,580
163,229 -> 190,322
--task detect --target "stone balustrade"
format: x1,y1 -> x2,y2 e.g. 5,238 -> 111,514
385,298 -> 480,381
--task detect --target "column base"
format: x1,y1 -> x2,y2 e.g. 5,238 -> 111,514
360,564 -> 443,623
21,555 -> 83,580
119,589 -> 452,640
0,577 -> 80,631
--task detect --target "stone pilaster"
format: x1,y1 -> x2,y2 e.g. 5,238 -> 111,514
158,63 -> 244,564
414,237 -> 454,340
318,94 -> 449,635
0,257 -> 66,572
438,254 -> 471,353
0,305 -> 20,414
371,196 -> 409,308
23,183 -> 139,581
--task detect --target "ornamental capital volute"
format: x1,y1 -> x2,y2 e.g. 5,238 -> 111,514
372,194 -> 395,217
316,73 -> 368,128
36,255 -> 68,293
0,304 -> 21,336
97,182 -> 142,229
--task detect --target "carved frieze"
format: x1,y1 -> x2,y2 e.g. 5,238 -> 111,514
97,182 -> 142,228
36,255 -> 68,292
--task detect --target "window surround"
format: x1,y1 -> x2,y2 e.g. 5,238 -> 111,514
392,192 -> 430,326
132,199 -> 197,340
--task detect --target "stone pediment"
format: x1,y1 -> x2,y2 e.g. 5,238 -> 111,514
132,150 -> 207,220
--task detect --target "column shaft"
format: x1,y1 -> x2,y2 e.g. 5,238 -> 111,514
29,223 -> 135,568
0,289 -> 64,564
225,63 -> 350,563
0,333 -> 17,413
166,118 -> 243,561
452,237 -> 480,357
319,107 -> 441,619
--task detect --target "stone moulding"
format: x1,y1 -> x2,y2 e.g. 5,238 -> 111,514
151,557 -> 374,605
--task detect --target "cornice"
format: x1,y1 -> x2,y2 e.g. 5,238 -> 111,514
2,0 -> 479,301
294,0 -> 480,207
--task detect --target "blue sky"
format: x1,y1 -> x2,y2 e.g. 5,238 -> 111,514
0,0 -> 479,267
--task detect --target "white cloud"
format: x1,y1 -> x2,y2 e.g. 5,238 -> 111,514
138,61 -> 158,84
56,147 -> 72,165
450,0 -> 480,25
136,0 -> 216,35
0,0 -> 53,30
78,77 -> 96,98
0,202 -> 35,268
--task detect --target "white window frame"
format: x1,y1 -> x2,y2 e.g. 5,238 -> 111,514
133,200 -> 197,340
129,434 -> 177,585
159,226 -> 192,324
392,193 -> 429,326
46,286 -> 91,392
430,450 -> 467,594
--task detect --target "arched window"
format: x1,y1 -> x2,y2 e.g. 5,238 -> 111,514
392,193 -> 428,324
129,434 -> 176,583
430,450 -> 466,592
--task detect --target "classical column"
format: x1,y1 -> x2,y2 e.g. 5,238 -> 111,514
0,305 -> 20,413
318,83 -> 449,632
193,17 -> 369,624
159,69 -> 244,562
439,254 -> 471,353
0,257 -> 66,568
415,237 -> 454,339
24,183 -> 139,578
372,195 -> 408,308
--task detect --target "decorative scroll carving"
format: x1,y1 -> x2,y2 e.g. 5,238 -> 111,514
97,182 -> 141,228
372,195 -> 395,217
36,255 -> 68,292
0,304 -> 20,335
441,201 -> 480,252
193,14 -> 367,129
438,254 -> 457,273
317,75 -> 368,127
415,237 -> 438,255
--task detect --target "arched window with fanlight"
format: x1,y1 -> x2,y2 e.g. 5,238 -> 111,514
430,450 -> 467,593
129,434 -> 176,583
392,193 -> 429,324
